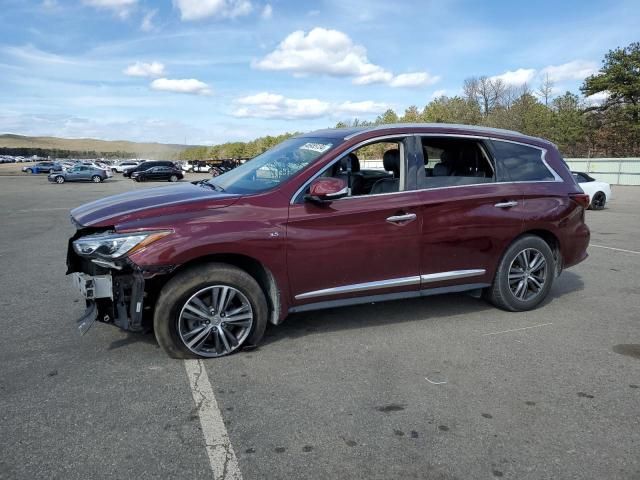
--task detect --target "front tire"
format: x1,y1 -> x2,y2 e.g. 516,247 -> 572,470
55,176 -> 65,184
486,235 -> 555,312
26,168 -> 33,174
91,175 -> 102,183
590,192 -> 606,210
154,263 -> 268,359
169,175 -> 178,182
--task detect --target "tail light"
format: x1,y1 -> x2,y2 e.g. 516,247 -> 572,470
570,193 -> 590,209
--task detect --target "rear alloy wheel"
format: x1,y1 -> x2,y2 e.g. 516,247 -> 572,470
91,175 -> 102,183
590,192 -> 606,210
154,263 -> 267,358
169,175 -> 178,182
486,235 -> 555,311
55,176 -> 65,184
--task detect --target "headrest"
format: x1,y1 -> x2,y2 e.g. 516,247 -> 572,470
383,149 -> 400,175
340,153 -> 361,172
433,163 -> 451,176
440,150 -> 455,164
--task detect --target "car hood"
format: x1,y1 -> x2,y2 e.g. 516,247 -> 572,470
70,182 -> 239,227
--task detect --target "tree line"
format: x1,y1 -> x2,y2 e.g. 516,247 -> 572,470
181,42 -> 640,160
0,147 -> 137,159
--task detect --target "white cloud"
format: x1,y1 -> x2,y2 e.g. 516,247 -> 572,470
431,89 -> 447,98
233,92 -> 388,119
254,27 -> 436,88
174,0 -> 253,20
540,60 -> 598,82
352,70 -> 393,85
390,72 -> 440,88
490,68 -> 536,86
123,61 -> 165,78
150,78 -> 212,95
585,91 -> 610,105
82,0 -> 137,18
140,9 -> 157,32
41,0 -> 58,9
261,3 -> 272,19
336,100 -> 388,115
234,92 -> 330,119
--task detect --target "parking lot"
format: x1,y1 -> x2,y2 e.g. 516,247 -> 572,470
0,174 -> 638,480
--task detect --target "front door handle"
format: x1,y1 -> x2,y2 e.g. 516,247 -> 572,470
386,213 -> 417,224
494,200 -> 518,208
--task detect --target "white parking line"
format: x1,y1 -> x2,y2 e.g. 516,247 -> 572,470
590,244 -> 640,255
482,322 -> 553,336
184,359 -> 242,480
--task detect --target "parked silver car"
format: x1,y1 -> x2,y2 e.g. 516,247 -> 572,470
48,165 -> 109,184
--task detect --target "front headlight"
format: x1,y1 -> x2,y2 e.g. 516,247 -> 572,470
73,231 -> 171,259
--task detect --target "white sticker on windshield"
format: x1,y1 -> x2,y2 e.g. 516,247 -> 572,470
299,142 -> 332,153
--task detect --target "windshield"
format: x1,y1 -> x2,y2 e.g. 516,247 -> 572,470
207,137 -> 338,194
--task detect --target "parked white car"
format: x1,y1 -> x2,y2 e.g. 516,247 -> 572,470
181,161 -> 212,173
572,172 -> 612,210
112,161 -> 140,173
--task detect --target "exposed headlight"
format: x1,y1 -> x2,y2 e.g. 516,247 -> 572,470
73,231 -> 171,259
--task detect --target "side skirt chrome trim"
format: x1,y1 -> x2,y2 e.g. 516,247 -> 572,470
294,276 -> 421,300
288,283 -> 491,314
421,269 -> 486,283
294,269 -> 487,301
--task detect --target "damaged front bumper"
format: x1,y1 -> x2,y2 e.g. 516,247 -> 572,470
71,270 -> 146,335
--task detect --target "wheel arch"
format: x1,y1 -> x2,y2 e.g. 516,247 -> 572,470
514,229 -> 562,275
158,253 -> 282,326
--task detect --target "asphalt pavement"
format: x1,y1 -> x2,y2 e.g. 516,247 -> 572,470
0,174 -> 638,479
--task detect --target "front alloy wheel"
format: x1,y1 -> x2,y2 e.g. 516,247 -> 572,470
178,286 -> 253,357
55,176 -> 65,184
92,175 -> 102,183
154,263 -> 267,359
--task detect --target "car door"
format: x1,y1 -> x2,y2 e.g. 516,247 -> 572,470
413,135 -> 524,289
66,166 -> 81,181
286,136 -> 423,305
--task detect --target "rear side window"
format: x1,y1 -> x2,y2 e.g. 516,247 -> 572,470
491,141 -> 556,182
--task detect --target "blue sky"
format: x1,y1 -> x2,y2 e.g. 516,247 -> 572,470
0,0 -> 638,145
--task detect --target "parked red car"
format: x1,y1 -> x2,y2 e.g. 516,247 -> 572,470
67,124 -> 590,358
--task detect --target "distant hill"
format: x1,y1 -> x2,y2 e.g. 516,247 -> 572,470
0,133 -> 197,159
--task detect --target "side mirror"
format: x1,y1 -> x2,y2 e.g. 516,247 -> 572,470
305,177 -> 348,204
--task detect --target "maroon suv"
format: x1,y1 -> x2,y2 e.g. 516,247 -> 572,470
67,124 -> 590,358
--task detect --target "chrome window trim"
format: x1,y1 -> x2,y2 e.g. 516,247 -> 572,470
294,269 -> 487,300
290,134 -> 411,205
412,134 -> 562,193
291,132 -> 564,203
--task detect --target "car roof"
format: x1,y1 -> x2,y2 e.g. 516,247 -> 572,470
298,123 -> 553,147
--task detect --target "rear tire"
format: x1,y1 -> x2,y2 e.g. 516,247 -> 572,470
154,263 -> 268,359
91,175 -> 102,183
486,235 -> 555,312
590,192 -> 606,210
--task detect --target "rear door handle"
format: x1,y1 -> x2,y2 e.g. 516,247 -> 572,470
386,213 -> 417,224
494,200 -> 518,208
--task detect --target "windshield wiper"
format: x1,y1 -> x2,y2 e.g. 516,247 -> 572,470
200,180 -> 225,192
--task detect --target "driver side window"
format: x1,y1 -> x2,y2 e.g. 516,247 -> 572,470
318,139 -> 406,198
